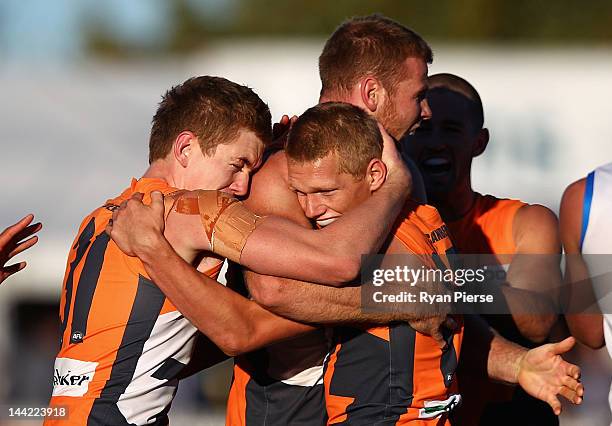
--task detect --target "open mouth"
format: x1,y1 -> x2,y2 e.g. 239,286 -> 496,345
421,157 -> 452,175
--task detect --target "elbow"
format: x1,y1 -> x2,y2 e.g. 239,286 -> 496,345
216,332 -> 251,357
573,331 -> 605,350
250,279 -> 285,309
323,255 -> 360,286
521,315 -> 557,344
581,336 -> 605,350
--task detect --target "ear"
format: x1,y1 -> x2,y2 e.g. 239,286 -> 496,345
472,128 -> 489,158
173,131 -> 197,168
359,77 -> 383,113
365,158 -> 387,192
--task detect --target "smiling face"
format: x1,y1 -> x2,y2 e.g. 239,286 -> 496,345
287,153 -> 373,228
183,129 -> 264,196
402,87 -> 483,199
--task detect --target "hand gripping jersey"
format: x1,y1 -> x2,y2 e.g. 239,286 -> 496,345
447,193 -> 558,425
324,202 -> 464,426
580,162 -> 612,417
46,178 -> 223,426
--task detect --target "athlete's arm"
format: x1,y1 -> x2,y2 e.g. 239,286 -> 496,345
247,235 -> 453,345
496,204 -> 561,343
462,315 -> 583,415
105,191 -> 319,357
176,333 -> 230,379
108,132 -> 411,286
559,178 -> 604,349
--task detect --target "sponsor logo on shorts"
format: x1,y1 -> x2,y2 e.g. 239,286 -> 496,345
52,358 -> 98,397
418,394 -> 461,419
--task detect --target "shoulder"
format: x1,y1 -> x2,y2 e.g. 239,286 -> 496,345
513,203 -> 560,253
560,178 -> 586,214
559,177 -> 587,252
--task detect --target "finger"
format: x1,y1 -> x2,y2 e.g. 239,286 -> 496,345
1,261 -> 27,277
8,235 -> 39,258
0,214 -> 35,242
544,393 -> 562,416
150,191 -> 165,215
281,115 -> 289,124
131,192 -> 145,202
104,222 -> 113,237
564,361 -> 581,380
558,385 -> 582,405
551,337 -> 576,355
290,115 -> 298,123
559,374 -> 581,393
11,222 -> 43,245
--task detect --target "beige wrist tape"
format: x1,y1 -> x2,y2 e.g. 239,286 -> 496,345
165,190 -> 262,263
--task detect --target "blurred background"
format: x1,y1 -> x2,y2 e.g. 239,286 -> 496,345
1,1 -> 612,425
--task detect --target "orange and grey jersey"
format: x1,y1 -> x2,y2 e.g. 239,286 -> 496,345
324,202 -> 464,425
46,178 -> 223,426
225,262 -> 329,426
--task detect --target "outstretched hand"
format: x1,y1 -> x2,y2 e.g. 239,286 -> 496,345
105,191 -> 166,258
517,336 -> 583,415
0,214 -> 42,284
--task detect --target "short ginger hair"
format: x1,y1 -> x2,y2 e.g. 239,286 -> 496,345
286,102 -> 383,178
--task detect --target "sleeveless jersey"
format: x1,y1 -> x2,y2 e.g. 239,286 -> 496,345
447,192 -> 559,425
580,162 -> 612,415
447,193 -> 525,259
46,178 -> 223,426
324,202 -> 464,425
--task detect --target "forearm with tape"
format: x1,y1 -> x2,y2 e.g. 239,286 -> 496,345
166,190 -> 263,262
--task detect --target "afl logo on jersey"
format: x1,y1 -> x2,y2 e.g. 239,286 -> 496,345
71,331 -> 84,343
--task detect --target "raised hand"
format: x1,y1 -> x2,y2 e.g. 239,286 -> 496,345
517,336 -> 583,415
0,214 -> 42,284
269,114 -> 298,151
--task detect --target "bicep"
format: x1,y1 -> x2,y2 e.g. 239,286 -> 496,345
164,200 -> 212,256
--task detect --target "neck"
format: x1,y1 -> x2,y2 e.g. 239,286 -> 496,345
429,178 -> 476,222
141,159 -> 179,188
319,90 -> 351,104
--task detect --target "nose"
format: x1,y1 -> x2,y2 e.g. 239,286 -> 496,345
303,195 -> 326,219
229,173 -> 250,197
420,98 -> 432,121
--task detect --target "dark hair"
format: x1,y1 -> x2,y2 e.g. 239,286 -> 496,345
286,102 -> 383,178
149,76 -> 272,163
319,14 -> 433,97
428,73 -> 484,128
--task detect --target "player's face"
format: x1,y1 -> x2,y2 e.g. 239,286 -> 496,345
185,130 -> 264,197
402,88 -> 479,197
288,153 -> 371,228
377,57 -> 430,140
